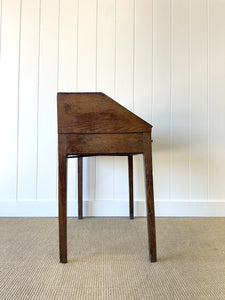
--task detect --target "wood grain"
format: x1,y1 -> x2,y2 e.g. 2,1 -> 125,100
78,157 -> 83,219
58,134 -> 67,263
128,155 -> 134,219
143,132 -> 157,262
57,93 -> 151,134
66,133 -> 143,156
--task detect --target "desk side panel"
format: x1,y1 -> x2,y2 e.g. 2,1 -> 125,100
57,93 -> 152,134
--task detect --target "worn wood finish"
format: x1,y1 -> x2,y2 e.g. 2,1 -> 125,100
57,92 -> 157,263
66,133 -> 143,156
128,155 -> 134,219
78,157 -> 83,219
143,132 -> 157,262
58,134 -> 67,263
57,93 -> 152,134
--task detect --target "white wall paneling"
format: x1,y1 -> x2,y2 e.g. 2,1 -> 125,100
208,0 -> 225,200
152,0 -> 171,202
58,0 -> 78,204
0,1 -> 1,56
0,0 -> 225,216
133,0 -> 152,202
77,0 -> 97,203
114,0 -> 134,205
0,0 -> 21,201
189,0 -> 208,200
96,0 -> 115,203
17,0 -> 40,201
58,0 -> 78,92
171,0 -> 190,201
37,0 -> 59,201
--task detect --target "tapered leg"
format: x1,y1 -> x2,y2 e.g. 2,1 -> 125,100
143,132 -> 157,262
58,134 -> 67,263
78,157 -> 83,219
128,155 -> 134,219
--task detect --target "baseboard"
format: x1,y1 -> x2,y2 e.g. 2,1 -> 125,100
0,200 -> 225,217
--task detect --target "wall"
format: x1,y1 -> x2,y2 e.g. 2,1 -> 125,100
0,0 -> 225,217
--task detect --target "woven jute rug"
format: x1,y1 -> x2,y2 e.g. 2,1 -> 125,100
0,217 -> 225,299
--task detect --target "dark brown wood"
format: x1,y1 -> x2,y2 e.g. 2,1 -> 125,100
57,92 -> 157,263
57,93 -> 152,134
66,133 -> 143,156
143,132 -> 157,262
58,134 -> 67,263
128,155 -> 134,219
78,157 -> 83,219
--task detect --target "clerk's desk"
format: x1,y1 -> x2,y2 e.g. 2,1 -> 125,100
57,92 -> 156,263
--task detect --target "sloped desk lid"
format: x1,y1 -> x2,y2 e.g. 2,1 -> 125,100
57,92 -> 152,134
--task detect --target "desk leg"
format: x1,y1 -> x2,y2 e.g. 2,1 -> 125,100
128,155 -> 134,219
143,132 -> 157,262
58,135 -> 67,263
78,157 -> 83,219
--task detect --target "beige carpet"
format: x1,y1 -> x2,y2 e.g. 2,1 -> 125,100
0,217 -> 225,299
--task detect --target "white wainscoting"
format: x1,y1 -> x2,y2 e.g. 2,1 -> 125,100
0,0 -> 225,217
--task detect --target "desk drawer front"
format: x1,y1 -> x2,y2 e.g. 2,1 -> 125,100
64,133 -> 144,156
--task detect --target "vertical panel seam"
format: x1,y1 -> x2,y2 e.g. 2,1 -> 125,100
96,0 -> 98,92
114,0 -> 117,101
132,0 -> 135,113
16,0 -> 23,202
57,0 -> 60,92
132,0 -> 135,207
0,0 -> 2,63
169,0 -> 173,201
151,0 -> 154,124
56,0 -> 61,202
207,0 -> 209,201
76,0 -> 79,91
188,0 -> 191,201
113,0 -> 117,201
36,0 -> 42,201
95,0 -> 98,202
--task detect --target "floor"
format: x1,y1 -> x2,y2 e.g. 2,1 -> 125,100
0,217 -> 225,299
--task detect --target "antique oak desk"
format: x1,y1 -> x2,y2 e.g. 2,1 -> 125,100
57,92 -> 157,263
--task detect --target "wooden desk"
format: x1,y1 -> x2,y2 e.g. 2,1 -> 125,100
57,92 -> 157,263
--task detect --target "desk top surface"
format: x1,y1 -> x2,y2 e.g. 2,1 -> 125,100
57,93 -> 152,134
